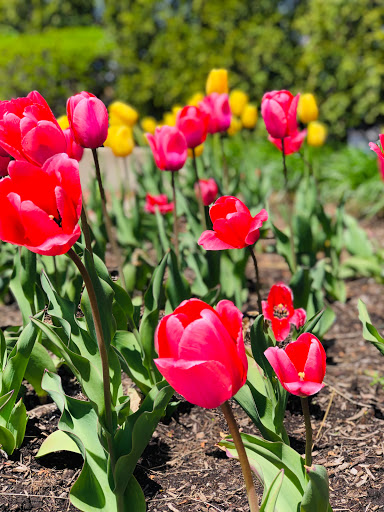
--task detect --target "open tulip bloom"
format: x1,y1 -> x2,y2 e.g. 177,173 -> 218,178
262,283 -> 306,341
144,193 -> 174,215
369,134 -> 384,181
146,126 -> 187,171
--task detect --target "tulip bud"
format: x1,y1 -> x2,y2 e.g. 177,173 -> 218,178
108,101 -> 138,126
198,94 -> 231,135
229,90 -> 249,117
67,91 -> 108,149
140,116 -> 157,135
104,125 -> 134,157
206,69 -> 228,95
63,128 -> 84,162
162,111 -> 177,126
297,93 -> 319,124
241,104 -> 258,130
261,90 -> 299,139
146,126 -> 187,171
176,106 -> 209,149
194,178 -> 218,206
307,121 -> 327,147
144,193 -> 174,215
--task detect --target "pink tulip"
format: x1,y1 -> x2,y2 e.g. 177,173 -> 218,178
176,106 -> 209,149
144,193 -> 174,214
264,333 -> 326,397
369,134 -> 384,180
198,93 -> 231,134
194,178 -> 219,206
198,195 -> 268,250
0,91 -> 67,167
63,128 -> 84,162
67,91 -> 108,149
154,298 -> 247,409
261,90 -> 300,139
262,282 -> 306,341
146,126 -> 187,171
269,129 -> 307,155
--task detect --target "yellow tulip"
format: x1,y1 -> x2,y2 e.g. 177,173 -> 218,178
108,101 -> 138,126
227,117 -> 242,136
241,104 -> 258,129
297,93 -> 319,124
307,121 -> 327,147
188,143 -> 204,158
172,105 -> 182,116
162,112 -> 177,126
206,68 -> 228,95
104,125 -> 134,157
229,90 -> 249,117
109,112 -> 125,127
57,115 -> 69,130
187,92 -> 205,106
141,116 -> 157,135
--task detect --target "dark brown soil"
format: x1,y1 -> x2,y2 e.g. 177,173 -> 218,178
1,235 -> 384,511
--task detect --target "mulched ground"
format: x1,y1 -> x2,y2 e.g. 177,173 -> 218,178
1,231 -> 384,511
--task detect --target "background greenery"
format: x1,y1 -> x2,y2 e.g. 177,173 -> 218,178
0,0 -> 384,136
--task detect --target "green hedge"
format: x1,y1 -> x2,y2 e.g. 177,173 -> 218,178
105,0 -> 384,137
0,26 -> 114,114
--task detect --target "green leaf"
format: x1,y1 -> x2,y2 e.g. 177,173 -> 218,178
25,343 -> 56,397
166,250 -> 191,310
7,399 -> 27,449
10,248 -> 36,325
343,214 -> 373,258
271,223 -> 295,273
260,469 -> 284,512
250,315 -> 275,381
290,267 -> 312,310
0,425 -> 15,454
36,430 -> 81,458
358,299 -> 384,355
300,465 -> 331,512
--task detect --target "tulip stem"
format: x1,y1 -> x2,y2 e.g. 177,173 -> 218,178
221,401 -> 259,512
300,396 -> 313,467
91,148 -> 127,292
220,134 -> 229,194
171,171 -> 179,261
192,148 -> 207,231
281,139 -> 297,274
248,246 -> 263,315
80,202 -> 93,256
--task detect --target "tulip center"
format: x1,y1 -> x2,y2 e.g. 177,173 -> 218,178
273,303 -> 289,319
49,210 -> 62,228
298,372 -> 305,381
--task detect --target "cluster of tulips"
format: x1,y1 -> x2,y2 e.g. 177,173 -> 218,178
1,64 -> 379,512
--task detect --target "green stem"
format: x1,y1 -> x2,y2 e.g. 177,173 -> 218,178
248,246 -> 263,315
300,396 -> 313,467
221,401 -> 259,512
91,148 -> 127,292
281,139 -> 297,274
80,201 -> 93,256
192,148 -> 207,231
220,134 -> 229,194
171,171 -> 179,261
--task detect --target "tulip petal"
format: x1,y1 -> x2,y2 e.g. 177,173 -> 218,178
245,209 -> 268,245
262,99 -> 287,139
264,346 -> 298,384
20,200 -> 62,247
285,334 -> 311,373
271,317 -> 291,342
155,314 -> 186,358
284,381 -> 324,397
291,308 -> 306,328
21,121 -> 67,166
0,186 -> 25,245
154,358 -> 234,409
287,94 -> 299,134
303,337 -> 326,383
198,229 -> 235,250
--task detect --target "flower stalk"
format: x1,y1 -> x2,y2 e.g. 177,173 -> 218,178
281,139 -> 297,274
171,172 -> 179,261
300,396 -> 313,467
248,246 -> 263,315
192,148 -> 207,231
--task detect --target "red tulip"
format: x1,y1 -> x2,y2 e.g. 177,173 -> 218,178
198,195 -> 268,250
146,126 -> 187,171
264,333 -> 326,397
262,283 -> 306,341
154,298 -> 247,409
67,91 -> 108,149
0,146 -> 10,177
144,193 -> 174,214
194,178 -> 219,206
369,135 -> 384,180
261,90 -> 300,139
0,153 -> 82,255
0,91 -> 67,167
269,129 -> 307,155
198,93 -> 231,134
63,128 -> 84,162
176,106 -> 209,149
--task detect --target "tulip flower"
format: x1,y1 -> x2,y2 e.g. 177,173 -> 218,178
108,101 -> 138,126
187,92 -> 205,107
241,104 -> 258,130
264,333 -> 326,397
269,130 -> 307,155
104,125 -> 134,157
261,90 -> 300,139
140,116 -> 157,135
67,91 -> 108,149
199,94 -> 231,134
146,126 -> 187,172
262,283 -> 306,341
144,193 -> 174,215
229,90 -> 249,117
227,117 -> 242,136
176,106 -> 209,149
154,298 -> 247,409
63,128 -> 84,162
194,178 -> 218,206
369,134 -> 384,180
198,196 -> 268,250
206,69 -> 228,95
297,93 -> 319,124
0,146 -> 10,177
57,114 -> 70,130
0,153 -> 82,255
0,91 -> 67,167
307,121 -> 327,147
